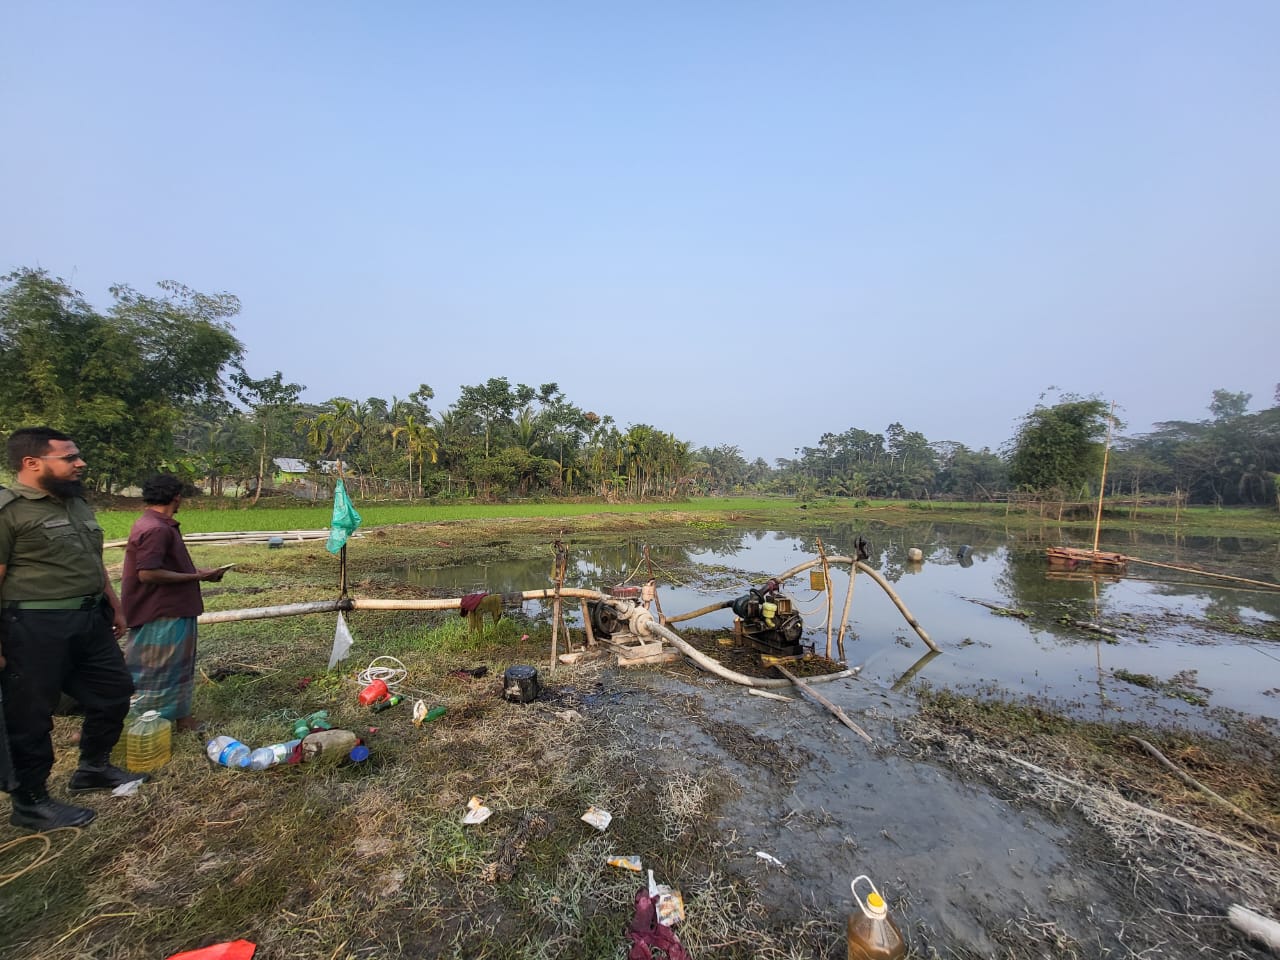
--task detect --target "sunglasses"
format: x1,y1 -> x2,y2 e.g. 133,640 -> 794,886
39,453 -> 85,463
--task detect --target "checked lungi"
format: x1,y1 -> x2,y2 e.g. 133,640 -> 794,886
124,616 -> 197,720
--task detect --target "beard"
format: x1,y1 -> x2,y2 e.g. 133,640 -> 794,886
38,475 -> 87,500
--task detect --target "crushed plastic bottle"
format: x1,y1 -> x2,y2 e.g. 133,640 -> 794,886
247,738 -> 303,770
300,728 -> 360,762
206,736 -> 251,769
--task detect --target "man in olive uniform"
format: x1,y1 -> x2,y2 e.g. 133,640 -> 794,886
0,427 -> 142,831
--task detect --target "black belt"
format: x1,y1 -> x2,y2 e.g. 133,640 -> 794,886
2,594 -> 104,611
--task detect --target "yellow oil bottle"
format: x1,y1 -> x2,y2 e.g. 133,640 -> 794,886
125,710 -> 172,772
847,875 -> 906,960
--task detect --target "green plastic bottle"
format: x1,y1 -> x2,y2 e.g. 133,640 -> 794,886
370,694 -> 404,713
292,710 -> 332,739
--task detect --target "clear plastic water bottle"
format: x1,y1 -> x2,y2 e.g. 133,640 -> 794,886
126,711 -> 172,772
247,738 -> 302,770
206,736 -> 251,769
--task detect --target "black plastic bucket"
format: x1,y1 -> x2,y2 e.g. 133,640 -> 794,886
503,665 -> 541,704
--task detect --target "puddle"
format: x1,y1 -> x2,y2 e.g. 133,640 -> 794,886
391,521 -> 1280,730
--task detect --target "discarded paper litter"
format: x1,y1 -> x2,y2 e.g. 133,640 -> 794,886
112,779 -> 143,798
607,855 -> 642,872
648,869 -> 685,926
756,851 -> 785,868
463,796 -> 492,825
581,806 -> 612,831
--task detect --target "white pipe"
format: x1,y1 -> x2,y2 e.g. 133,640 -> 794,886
1229,905 -> 1280,953
643,617 -> 854,690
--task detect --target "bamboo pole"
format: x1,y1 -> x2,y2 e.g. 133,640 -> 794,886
1092,401 -> 1115,554
550,538 -> 567,669
558,600 -> 572,651
816,537 -> 833,660
354,587 -> 612,611
1129,737 -> 1274,833
1124,557 -> 1280,591
836,559 -> 856,662
198,600 -> 343,624
774,665 -> 873,744
663,599 -> 734,624
106,530 -> 336,550
747,689 -> 794,703
550,595 -> 560,666
580,599 -> 597,647
644,546 -> 666,624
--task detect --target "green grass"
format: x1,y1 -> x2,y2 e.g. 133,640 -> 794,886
94,496 -> 790,540
92,491 -> 1280,545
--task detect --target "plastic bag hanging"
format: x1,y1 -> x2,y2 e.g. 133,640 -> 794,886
326,478 -> 362,555
328,612 -> 355,669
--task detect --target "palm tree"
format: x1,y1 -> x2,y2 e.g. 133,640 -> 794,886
299,399 -> 363,494
392,414 -> 439,499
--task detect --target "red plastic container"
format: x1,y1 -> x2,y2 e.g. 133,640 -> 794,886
358,678 -> 389,705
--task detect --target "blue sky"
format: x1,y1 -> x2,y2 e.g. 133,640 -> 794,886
3,2 -> 1277,462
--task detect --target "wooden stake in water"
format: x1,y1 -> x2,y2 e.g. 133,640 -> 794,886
816,537 -> 833,659
1092,401 -> 1116,555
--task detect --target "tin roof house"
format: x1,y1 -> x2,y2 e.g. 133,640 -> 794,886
271,458 -> 346,500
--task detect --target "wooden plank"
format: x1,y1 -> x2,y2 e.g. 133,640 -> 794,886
774,665 -> 873,745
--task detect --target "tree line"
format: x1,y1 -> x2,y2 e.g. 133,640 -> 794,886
2,269 -> 1276,510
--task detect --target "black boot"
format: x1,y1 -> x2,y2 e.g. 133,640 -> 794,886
10,785 -> 97,831
68,756 -> 148,792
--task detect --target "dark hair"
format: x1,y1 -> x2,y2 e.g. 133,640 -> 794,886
7,427 -> 72,472
141,473 -> 188,505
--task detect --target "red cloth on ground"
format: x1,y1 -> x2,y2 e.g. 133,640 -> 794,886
627,889 -> 691,960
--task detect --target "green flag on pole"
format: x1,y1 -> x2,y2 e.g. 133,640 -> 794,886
326,478 -> 362,554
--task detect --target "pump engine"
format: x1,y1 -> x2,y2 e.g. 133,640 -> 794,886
730,579 -> 807,658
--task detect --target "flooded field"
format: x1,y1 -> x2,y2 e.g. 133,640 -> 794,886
9,510 -> 1271,959
378,518 -> 1279,956
394,521 -> 1280,731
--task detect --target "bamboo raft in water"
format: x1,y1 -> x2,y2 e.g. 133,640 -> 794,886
1045,546 -> 1128,571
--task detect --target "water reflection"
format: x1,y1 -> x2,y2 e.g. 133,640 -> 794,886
389,522 -> 1280,728
890,649 -> 943,693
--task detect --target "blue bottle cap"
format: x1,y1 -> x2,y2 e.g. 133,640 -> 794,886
349,745 -> 370,762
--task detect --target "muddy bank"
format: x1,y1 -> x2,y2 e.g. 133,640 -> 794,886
593,657 -> 1280,958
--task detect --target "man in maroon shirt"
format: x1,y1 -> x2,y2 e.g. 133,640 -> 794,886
121,475 -> 229,730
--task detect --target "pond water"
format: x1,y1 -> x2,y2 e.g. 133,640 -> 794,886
393,521 -> 1280,731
